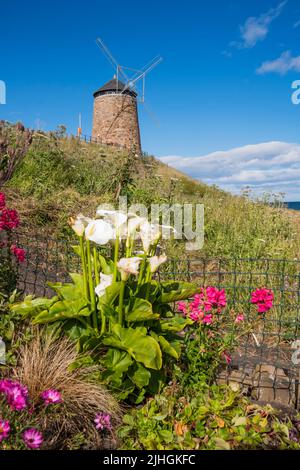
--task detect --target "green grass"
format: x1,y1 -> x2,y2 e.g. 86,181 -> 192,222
6,130 -> 300,260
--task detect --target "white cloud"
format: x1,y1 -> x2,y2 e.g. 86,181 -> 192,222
159,141 -> 300,200
229,1 -> 287,50
257,50 -> 300,75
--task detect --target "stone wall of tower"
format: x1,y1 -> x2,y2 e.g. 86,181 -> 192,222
92,93 -> 141,153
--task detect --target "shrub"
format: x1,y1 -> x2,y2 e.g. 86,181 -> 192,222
118,382 -> 300,450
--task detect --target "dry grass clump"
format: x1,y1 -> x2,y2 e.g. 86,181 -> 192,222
12,329 -> 121,449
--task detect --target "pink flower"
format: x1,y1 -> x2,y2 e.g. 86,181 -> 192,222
0,420 -> 10,442
251,288 -> 274,314
177,301 -> 187,315
206,287 -> 227,312
0,379 -> 28,411
202,314 -> 213,325
0,193 -> 6,210
41,389 -> 62,405
94,412 -> 112,431
0,208 -> 20,231
10,245 -> 26,263
235,313 -> 245,323
223,351 -> 232,364
23,429 -> 43,449
189,309 -> 204,322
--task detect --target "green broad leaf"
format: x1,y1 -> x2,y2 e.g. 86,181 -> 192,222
10,296 -> 58,317
103,325 -> 162,370
69,354 -> 95,372
131,363 -> 151,389
98,282 -> 122,307
32,298 -> 91,324
137,281 -> 160,302
158,430 -> 174,443
160,281 -> 198,303
232,416 -> 247,427
126,298 -> 159,323
98,254 -> 115,275
160,315 -> 193,332
103,349 -> 133,375
157,335 -> 179,359
214,437 -> 231,450
48,275 -> 84,301
63,320 -> 90,341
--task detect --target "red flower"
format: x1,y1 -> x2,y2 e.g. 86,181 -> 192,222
0,208 -> 20,231
0,192 -> 6,210
10,245 -> 26,263
251,288 -> 274,313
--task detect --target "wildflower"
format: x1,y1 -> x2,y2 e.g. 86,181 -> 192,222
69,214 -> 92,237
117,257 -> 142,280
41,389 -> 62,405
85,219 -> 115,245
223,351 -> 232,364
10,245 -> 26,263
94,412 -> 112,432
177,301 -> 187,314
23,429 -> 43,449
235,313 -> 245,323
95,273 -> 113,297
190,310 -> 204,322
0,208 -> 20,231
0,420 -> 10,442
251,288 -> 274,313
0,192 -> 5,210
206,287 -> 227,312
148,254 -> 167,273
202,314 -> 213,325
0,379 -> 28,411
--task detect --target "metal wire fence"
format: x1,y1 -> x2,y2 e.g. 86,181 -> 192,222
3,230 -> 300,409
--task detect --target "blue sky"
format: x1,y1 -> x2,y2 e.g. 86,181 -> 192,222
1,0 -> 300,199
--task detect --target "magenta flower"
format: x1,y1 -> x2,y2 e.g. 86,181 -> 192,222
235,313 -> 245,323
94,412 -> 112,431
23,428 -> 43,449
177,301 -> 187,315
0,379 -> 28,411
10,245 -> 26,263
206,287 -> 227,312
41,389 -> 62,405
223,351 -> 232,364
189,309 -> 204,322
0,420 -> 10,442
251,288 -> 274,313
202,314 -> 213,325
0,192 -> 5,210
0,208 -> 20,231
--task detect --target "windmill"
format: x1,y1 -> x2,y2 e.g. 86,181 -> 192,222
91,38 -> 162,154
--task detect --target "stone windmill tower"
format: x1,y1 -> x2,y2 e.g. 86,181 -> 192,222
92,38 -> 162,154
92,76 -> 141,152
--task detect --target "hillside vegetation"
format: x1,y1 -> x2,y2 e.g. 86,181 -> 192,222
4,125 -> 299,260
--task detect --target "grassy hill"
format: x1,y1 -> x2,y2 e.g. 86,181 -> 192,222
3,126 -> 299,260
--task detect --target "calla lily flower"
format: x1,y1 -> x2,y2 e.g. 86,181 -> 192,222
85,219 -> 115,245
139,221 -> 161,254
117,257 -> 142,280
69,214 -> 92,237
95,273 -> 113,297
96,209 -> 127,231
148,254 -> 168,273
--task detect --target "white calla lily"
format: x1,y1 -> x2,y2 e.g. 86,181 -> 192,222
148,254 -> 168,273
95,273 -> 113,297
117,257 -> 142,280
70,214 -> 92,237
96,209 -> 127,231
85,219 -> 115,245
139,221 -> 161,254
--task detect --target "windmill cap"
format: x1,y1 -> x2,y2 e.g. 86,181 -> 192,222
93,78 -> 137,98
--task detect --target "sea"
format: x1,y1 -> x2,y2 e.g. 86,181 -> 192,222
287,202 -> 300,211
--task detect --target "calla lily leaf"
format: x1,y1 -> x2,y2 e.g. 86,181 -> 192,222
103,325 -> 162,370
160,281 -> 198,303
